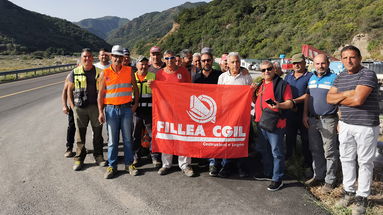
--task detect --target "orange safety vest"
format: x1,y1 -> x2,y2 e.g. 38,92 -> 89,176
103,65 -> 133,105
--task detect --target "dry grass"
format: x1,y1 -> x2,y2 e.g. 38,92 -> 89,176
0,55 -> 77,72
308,182 -> 383,215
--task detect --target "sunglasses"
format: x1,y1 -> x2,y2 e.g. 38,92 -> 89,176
201,59 -> 212,63
164,56 -> 175,60
261,67 -> 273,72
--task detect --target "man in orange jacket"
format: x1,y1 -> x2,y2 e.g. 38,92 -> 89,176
98,45 -> 139,179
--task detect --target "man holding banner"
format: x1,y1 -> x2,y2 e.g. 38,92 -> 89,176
151,50 -> 254,178
214,52 -> 254,178
154,50 -> 194,177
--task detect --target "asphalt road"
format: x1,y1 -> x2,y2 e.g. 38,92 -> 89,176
0,72 -> 329,215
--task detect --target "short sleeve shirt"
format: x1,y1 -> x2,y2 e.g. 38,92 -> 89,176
333,67 -> 379,126
254,81 -> 293,128
148,63 -> 165,74
217,71 -> 253,85
307,71 -> 337,116
284,71 -> 313,98
155,66 -> 191,83
193,69 -> 222,84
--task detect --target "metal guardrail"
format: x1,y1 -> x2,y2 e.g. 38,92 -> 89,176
0,64 -> 76,83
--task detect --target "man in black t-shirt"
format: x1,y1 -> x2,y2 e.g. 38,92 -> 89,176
67,49 -> 106,171
193,52 -> 221,84
327,45 -> 379,214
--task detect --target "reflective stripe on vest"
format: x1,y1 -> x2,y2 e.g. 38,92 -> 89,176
104,65 -> 133,105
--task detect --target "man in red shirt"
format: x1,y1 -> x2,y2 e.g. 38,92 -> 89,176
156,50 -> 191,83
155,50 -> 194,177
254,61 -> 294,191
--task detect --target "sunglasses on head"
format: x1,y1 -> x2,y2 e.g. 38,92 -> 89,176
261,67 -> 273,72
201,59 -> 212,63
164,56 -> 175,60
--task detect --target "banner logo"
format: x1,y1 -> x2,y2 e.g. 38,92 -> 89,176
186,95 -> 217,123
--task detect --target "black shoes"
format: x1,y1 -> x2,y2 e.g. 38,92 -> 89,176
267,181 -> 284,191
209,165 -> 219,177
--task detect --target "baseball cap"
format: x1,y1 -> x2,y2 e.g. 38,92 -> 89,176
291,53 -> 305,63
123,48 -> 130,56
110,45 -> 124,56
136,55 -> 149,62
150,46 -> 161,53
201,47 -> 213,54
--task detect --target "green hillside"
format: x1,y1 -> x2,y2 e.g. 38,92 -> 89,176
159,0 -> 383,59
75,16 -> 129,40
0,0 -> 111,55
106,2 -> 206,53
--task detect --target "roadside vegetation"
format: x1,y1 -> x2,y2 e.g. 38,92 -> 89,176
0,55 -> 77,72
285,140 -> 382,215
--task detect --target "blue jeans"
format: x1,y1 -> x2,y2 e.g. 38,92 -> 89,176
256,127 -> 285,182
105,105 -> 134,169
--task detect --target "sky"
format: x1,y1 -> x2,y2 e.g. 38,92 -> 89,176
9,0 -> 210,22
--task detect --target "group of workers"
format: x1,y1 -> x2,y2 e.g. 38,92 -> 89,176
61,44 -> 380,215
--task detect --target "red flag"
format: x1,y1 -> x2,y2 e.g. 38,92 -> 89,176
151,81 -> 253,158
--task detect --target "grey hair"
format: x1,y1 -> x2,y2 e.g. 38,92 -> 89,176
228,52 -> 240,59
180,49 -> 192,58
193,53 -> 201,58
261,60 -> 273,67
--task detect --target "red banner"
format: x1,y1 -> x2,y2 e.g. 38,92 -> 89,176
151,81 -> 253,158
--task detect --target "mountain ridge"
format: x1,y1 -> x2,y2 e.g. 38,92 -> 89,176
74,16 -> 130,40
0,0 -> 111,55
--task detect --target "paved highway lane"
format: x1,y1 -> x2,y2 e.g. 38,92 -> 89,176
0,72 -> 329,215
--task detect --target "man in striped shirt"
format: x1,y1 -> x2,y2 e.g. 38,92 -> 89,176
327,45 -> 380,215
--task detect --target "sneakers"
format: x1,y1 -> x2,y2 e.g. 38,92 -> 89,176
152,159 -> 162,168
182,165 -> 194,177
320,183 -> 335,194
336,191 -> 356,208
104,166 -> 117,179
73,160 -> 83,171
127,164 -> 138,176
209,165 -> 219,177
351,196 -> 368,215
253,174 -> 272,181
304,177 -> 324,187
94,156 -> 107,167
158,167 -> 170,175
267,181 -> 284,191
64,149 -> 75,158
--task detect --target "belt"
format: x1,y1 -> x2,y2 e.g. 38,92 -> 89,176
310,114 -> 337,119
106,102 -> 132,109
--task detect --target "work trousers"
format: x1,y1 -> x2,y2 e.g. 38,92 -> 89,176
286,113 -> 312,167
73,104 -> 103,161
132,109 -> 160,161
162,153 -> 191,170
66,109 -> 76,150
338,121 -> 379,197
308,116 -> 339,184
